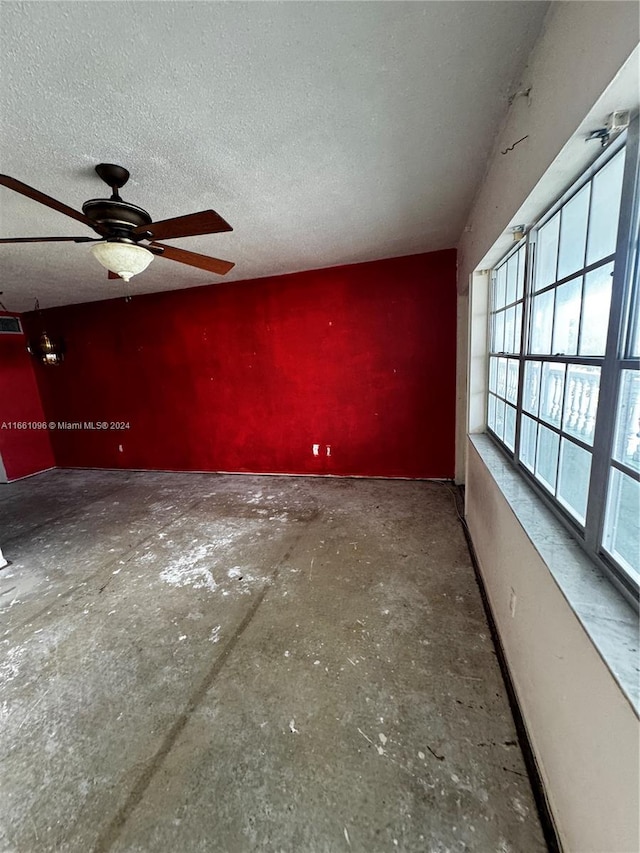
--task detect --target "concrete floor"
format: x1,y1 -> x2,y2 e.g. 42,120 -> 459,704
0,470 -> 547,853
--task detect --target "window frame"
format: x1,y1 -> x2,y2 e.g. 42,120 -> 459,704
486,116 -> 640,609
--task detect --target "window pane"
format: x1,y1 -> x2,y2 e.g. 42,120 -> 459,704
552,276 -> 582,356
504,306 -> 515,353
488,356 -> 498,394
488,393 -> 497,432
562,365 -> 600,446
520,414 -> 537,471
603,468 -> 640,585
629,286 -> 640,358
587,148 -> 625,265
558,185 -> 590,280
557,439 -> 592,524
531,290 -> 554,354
579,263 -> 613,356
506,359 -> 519,404
535,213 -> 560,291
516,247 -> 526,301
493,310 -> 505,353
630,304 -> 640,358
495,397 -> 506,440
489,356 -> 498,394
536,425 -> 560,492
506,254 -> 518,305
523,361 -> 541,416
504,404 -> 516,451
495,265 -> 507,310
514,303 -> 523,354
626,258 -> 639,358
497,357 -> 507,398
540,362 -> 565,428
613,370 -> 640,474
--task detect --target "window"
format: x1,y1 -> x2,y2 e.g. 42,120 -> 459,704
487,121 -> 640,605
0,316 -> 22,334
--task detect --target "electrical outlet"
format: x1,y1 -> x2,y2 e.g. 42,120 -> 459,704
509,588 -> 517,618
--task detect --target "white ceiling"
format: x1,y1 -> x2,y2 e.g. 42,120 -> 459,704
0,1 -> 549,311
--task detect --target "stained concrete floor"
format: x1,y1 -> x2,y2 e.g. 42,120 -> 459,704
0,470 -> 547,853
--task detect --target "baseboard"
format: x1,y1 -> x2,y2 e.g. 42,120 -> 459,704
42,464 -> 453,482
2,465 -> 57,484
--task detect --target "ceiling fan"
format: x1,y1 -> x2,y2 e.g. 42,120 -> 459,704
0,163 -> 234,282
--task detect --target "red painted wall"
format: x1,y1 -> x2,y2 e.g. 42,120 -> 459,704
0,313 -> 55,481
25,250 -> 457,478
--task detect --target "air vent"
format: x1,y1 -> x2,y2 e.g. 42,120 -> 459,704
0,316 -> 22,334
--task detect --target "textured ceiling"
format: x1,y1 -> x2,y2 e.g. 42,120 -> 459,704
0,1 -> 548,311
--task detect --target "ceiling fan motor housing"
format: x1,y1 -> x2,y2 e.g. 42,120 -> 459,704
82,164 -> 152,240
81,198 -> 152,239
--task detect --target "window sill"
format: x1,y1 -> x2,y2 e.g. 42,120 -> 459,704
469,433 -> 639,715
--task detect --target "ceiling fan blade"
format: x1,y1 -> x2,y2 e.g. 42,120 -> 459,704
150,242 -> 234,275
134,210 -> 232,240
0,236 -> 99,243
0,175 -> 95,229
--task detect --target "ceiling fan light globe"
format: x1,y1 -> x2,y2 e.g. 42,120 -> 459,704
90,241 -> 154,281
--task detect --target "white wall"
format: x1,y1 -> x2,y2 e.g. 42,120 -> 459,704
457,2 -> 640,850
466,444 -> 639,853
